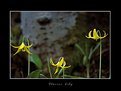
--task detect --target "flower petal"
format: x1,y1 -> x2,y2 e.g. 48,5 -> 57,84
13,49 -> 21,55
50,58 -> 56,66
86,30 -> 92,38
63,61 -> 66,66
61,65 -> 71,69
99,30 -> 108,39
19,42 -> 25,49
54,67 -> 59,74
11,45 -> 20,48
103,30 -> 108,37
96,30 -> 101,36
26,44 -> 32,48
85,36 -> 91,38
22,48 -> 26,52
93,29 -> 100,39
60,61 -> 71,68
88,30 -> 92,37
56,57 -> 64,67
24,47 -> 32,54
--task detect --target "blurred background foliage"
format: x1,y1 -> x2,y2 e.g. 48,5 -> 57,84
10,12 -> 110,78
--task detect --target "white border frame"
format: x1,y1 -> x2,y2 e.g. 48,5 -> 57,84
9,11 -> 111,79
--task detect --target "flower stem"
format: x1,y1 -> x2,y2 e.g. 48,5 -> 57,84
87,64 -> 90,78
99,40 -> 102,78
27,39 -> 30,76
63,69 -> 65,78
28,54 -> 30,76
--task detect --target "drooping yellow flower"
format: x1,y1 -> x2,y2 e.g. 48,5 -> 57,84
50,57 -> 71,74
86,29 -> 108,41
11,42 -> 32,55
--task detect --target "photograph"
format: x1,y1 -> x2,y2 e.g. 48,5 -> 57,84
10,11 -> 111,79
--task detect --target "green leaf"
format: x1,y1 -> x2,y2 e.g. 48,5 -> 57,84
47,58 -> 52,78
27,70 -> 42,78
30,53 -> 43,69
88,47 -> 93,60
93,42 -> 100,53
83,56 -> 88,66
40,74 -> 47,78
75,43 -> 85,55
88,42 -> 100,60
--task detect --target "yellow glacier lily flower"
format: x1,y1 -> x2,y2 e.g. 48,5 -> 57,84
11,42 -> 32,55
86,28 -> 108,41
50,57 -> 71,74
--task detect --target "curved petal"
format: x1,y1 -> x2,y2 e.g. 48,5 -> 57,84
99,30 -> 108,39
13,49 -> 21,55
26,44 -> 32,48
60,61 -> 71,68
22,48 -> 26,52
50,58 -> 56,66
62,65 -> 71,68
24,47 -> 32,54
56,57 -> 64,67
11,45 -> 20,48
96,30 -> 101,37
54,67 -> 59,74
63,61 -> 66,67
88,30 -> 92,37
85,35 -> 91,38
86,30 -> 92,38
103,30 -> 108,37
